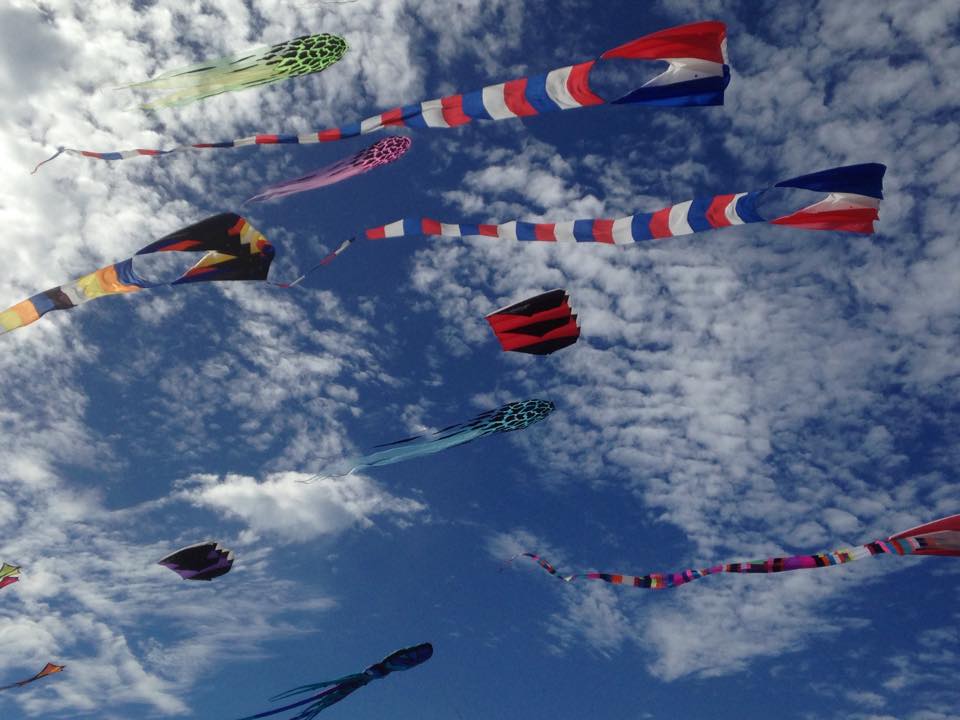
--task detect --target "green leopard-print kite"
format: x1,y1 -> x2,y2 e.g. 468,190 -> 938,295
121,33 -> 348,109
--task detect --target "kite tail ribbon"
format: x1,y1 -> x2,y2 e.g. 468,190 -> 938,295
45,21 -> 727,165
269,238 -> 355,289
362,163 -> 886,243
30,147 -> 65,174
518,514 -> 960,591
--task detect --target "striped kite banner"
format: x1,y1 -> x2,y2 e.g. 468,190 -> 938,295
34,21 -> 729,170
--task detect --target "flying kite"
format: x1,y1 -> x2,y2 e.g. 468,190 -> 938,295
0,663 -> 65,692
120,33 -> 348,109
518,513 -> 960,590
0,563 -> 20,590
360,163 -> 886,250
246,136 -> 412,203
235,643 -> 433,720
158,541 -> 234,581
486,289 -> 580,355
41,20 -> 729,165
307,399 -> 555,481
0,214 -> 274,336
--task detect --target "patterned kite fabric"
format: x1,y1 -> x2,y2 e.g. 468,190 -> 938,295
0,563 -> 20,591
362,164 -> 887,247
519,516 -> 960,591
42,21 -> 728,166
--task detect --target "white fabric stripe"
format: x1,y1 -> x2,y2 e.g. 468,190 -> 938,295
544,65 -> 582,109
360,115 -> 384,134
121,150 -> 141,158
60,282 -> 89,307
643,58 -> 725,88
481,83 -> 517,120
724,192 -> 748,225
802,192 -> 881,213
297,132 -> 321,144
418,99 -> 451,128
497,221 -> 518,241
234,136 -> 258,147
553,221 -> 577,243
612,216 -> 635,245
440,223 -> 461,238
667,201 -> 695,236
383,220 -> 406,238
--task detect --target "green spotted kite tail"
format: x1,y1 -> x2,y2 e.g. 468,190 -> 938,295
120,33 -> 348,109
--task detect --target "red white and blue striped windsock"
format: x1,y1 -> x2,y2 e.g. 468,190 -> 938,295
36,21 -> 729,168
361,164 -> 886,246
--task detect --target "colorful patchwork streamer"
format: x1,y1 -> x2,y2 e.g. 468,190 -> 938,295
519,514 -> 960,590
0,663 -> 65,692
246,136 -> 412,203
362,164 -> 886,247
41,21 -> 728,166
234,643 -> 432,720
121,33 -> 348,109
0,214 -> 274,336
0,563 -> 20,591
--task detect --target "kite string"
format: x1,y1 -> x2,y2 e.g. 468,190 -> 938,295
269,238 -> 355,289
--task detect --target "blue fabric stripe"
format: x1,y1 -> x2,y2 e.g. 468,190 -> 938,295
612,74 -> 728,107
522,73 -> 563,114
101,152 -> 124,160
27,292 -> 56,317
686,196 -> 715,233
460,90 -> 493,120
273,135 -> 300,144
573,219 -> 595,241
515,222 -> 539,241
338,122 -> 363,137
630,213 -> 654,241
775,163 -> 886,199
458,223 -> 480,237
401,104 -> 430,129
402,218 -> 421,235
735,192 -> 766,224
114,258 -> 155,288
205,142 -> 235,148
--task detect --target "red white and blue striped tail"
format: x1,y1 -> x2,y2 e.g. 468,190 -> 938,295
42,21 -> 728,166
360,164 -> 886,248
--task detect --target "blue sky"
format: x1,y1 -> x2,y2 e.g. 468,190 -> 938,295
1,1 -> 959,719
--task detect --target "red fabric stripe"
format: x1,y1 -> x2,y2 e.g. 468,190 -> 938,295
81,151 -> 102,158
380,107 -> 406,127
503,78 -> 539,117
706,194 -> 736,228
421,218 -> 442,235
592,219 -> 615,243
366,227 -> 387,240
477,224 -> 499,237
770,208 -> 879,234
138,149 -> 162,156
649,208 -> 673,238
534,224 -> 557,241
228,217 -> 246,236
157,240 -> 202,252
317,129 -> 342,141
601,21 -> 726,63
487,304 -> 573,333
440,95 -> 472,126
496,320 -> 580,351
566,61 -> 605,106
255,134 -> 280,144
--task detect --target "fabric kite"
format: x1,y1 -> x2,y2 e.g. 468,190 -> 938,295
121,33 -> 348,109
361,163 -> 886,249
486,289 -> 580,355
519,514 -> 960,590
308,399 -> 555,481
44,20 -> 729,165
158,541 -> 234,581
247,136 -> 412,203
0,563 -> 20,591
0,663 -> 65,692
235,643 -> 433,720
0,214 -> 274,336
